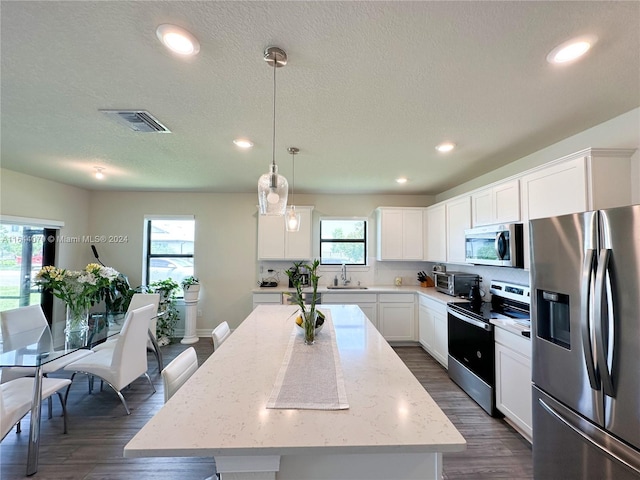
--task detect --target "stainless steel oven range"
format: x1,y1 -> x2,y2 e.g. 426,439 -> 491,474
447,280 -> 530,416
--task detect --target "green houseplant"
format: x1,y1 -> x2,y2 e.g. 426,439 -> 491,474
148,278 -> 180,345
103,273 -> 135,321
285,259 -> 323,344
36,263 -> 120,347
181,275 -> 200,302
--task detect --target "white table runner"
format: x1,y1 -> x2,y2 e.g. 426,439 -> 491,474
266,310 -> 349,410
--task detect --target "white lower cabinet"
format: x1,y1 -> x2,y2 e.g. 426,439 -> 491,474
418,295 -> 448,368
322,293 -> 378,331
378,293 -> 415,341
252,292 -> 283,310
494,327 -> 532,441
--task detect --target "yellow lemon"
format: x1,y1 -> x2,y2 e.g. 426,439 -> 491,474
295,315 -> 303,326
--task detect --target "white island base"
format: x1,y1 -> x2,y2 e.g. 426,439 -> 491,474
215,452 -> 442,480
125,305 -> 465,480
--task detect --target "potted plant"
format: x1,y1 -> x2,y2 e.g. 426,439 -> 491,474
181,275 -> 200,302
148,278 -> 180,346
285,259 -> 323,345
35,263 -> 120,347
103,273 -> 135,324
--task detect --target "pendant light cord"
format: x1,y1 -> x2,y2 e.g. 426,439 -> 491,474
291,150 -> 295,203
271,57 -> 277,169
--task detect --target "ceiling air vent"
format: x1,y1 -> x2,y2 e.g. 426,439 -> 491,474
100,110 -> 171,133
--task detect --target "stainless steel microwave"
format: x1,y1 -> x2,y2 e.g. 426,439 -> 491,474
464,223 -> 524,267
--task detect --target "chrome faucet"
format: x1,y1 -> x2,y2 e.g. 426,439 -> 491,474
341,263 -> 350,286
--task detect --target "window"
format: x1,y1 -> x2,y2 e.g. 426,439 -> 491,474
320,218 -> 367,265
0,216 -> 60,321
144,217 -> 195,287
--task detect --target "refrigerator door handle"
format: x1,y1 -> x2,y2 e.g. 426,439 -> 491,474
539,397 -> 640,476
581,248 -> 599,389
595,248 -> 615,396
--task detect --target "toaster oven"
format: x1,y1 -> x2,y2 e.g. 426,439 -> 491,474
433,271 -> 480,297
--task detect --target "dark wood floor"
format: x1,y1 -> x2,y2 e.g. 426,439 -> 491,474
395,346 -> 533,480
1,342 -> 531,480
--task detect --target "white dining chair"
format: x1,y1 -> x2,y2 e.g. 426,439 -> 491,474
63,304 -> 156,415
211,322 -> 230,351
161,347 -> 198,403
1,376 -> 72,441
0,304 -> 94,427
0,305 -> 94,384
94,293 -> 162,371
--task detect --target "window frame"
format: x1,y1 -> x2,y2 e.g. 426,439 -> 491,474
143,216 -> 195,290
0,215 -> 61,322
319,217 -> 368,266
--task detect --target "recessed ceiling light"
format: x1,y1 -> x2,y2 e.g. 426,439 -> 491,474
233,139 -> 254,149
435,142 -> 455,153
156,24 -> 200,56
547,35 -> 597,64
396,177 -> 408,184
94,167 -> 105,180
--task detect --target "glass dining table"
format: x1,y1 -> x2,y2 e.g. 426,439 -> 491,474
0,316 -> 120,476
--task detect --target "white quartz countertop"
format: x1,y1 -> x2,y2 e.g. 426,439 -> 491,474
125,304 -> 466,458
253,285 -> 455,305
490,318 -> 531,338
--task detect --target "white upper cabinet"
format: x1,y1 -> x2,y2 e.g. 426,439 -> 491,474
472,179 -> 520,226
520,148 -> 635,269
376,207 -> 424,261
424,204 -> 446,262
520,148 -> 634,222
445,196 -> 471,264
520,155 -> 588,221
257,206 -> 314,260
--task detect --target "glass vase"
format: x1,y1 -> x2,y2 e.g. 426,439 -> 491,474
304,311 -> 316,345
65,304 -> 89,349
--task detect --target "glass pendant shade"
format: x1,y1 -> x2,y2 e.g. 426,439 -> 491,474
258,163 -> 288,215
285,205 -> 301,232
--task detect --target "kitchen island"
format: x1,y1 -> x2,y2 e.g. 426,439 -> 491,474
124,304 -> 465,480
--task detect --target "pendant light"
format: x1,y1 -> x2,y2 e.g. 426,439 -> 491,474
285,147 -> 301,232
258,46 -> 289,216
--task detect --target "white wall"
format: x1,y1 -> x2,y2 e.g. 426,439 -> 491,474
0,168 -> 92,337
437,107 -> 640,202
88,191 -> 433,333
2,107 -> 638,336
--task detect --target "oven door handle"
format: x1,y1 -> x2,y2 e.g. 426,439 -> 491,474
447,308 -> 491,331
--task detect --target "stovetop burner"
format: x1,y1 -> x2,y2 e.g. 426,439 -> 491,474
447,280 -> 531,323
448,301 -> 493,323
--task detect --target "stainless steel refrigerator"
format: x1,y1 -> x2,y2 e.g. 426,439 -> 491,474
530,204 -> 640,480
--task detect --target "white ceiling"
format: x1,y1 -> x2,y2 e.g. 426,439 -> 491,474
1,1 -> 638,195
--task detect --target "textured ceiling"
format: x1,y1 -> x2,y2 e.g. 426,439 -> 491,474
1,1 -> 639,195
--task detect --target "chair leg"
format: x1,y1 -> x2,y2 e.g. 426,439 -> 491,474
44,373 -> 53,419
148,334 -> 164,372
152,347 -> 162,372
64,372 -> 78,405
115,390 -> 131,415
144,373 -> 156,393
55,391 -> 69,434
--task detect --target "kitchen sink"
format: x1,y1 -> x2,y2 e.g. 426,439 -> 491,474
327,285 -> 368,289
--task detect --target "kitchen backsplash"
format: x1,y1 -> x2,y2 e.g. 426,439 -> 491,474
258,259 -> 530,298
426,262 -> 531,300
